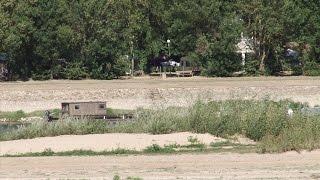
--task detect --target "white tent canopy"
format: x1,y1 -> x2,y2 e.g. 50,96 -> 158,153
236,33 -> 254,66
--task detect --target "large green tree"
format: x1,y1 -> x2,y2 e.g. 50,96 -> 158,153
0,0 -> 319,80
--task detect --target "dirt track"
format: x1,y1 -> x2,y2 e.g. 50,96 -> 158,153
0,76 -> 319,112
1,151 -> 320,179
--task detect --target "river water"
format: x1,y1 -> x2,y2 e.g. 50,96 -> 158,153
0,123 -> 27,133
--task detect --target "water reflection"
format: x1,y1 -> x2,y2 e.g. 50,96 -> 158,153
0,123 -> 28,133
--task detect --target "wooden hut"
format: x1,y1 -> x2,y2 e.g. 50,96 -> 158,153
61,101 -> 107,118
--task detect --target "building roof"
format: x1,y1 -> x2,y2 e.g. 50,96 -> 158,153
62,101 -> 106,104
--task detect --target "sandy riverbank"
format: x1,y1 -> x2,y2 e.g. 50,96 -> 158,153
1,76 -> 319,112
0,132 -> 232,155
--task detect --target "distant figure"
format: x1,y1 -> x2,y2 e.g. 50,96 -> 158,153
287,108 -> 294,117
44,110 -> 53,122
151,54 -> 167,71
286,49 -> 299,59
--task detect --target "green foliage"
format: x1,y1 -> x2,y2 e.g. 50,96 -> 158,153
143,144 -> 175,153
52,64 -> 67,79
135,108 -> 188,135
114,175 -> 143,180
126,177 -> 143,180
0,110 -> 26,121
31,70 -> 51,81
113,175 -> 121,180
1,0 -> 319,79
259,114 -> 320,153
303,61 -> 320,76
112,56 -> 131,78
244,56 -> 260,76
65,62 -> 88,80
184,136 -> 205,149
106,108 -> 133,118
5,148 -> 139,157
210,141 -> 234,147
187,136 -> 199,145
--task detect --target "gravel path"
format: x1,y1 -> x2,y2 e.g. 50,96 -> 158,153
1,151 -> 320,179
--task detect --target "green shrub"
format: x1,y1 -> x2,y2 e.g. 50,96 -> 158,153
210,141 -> 233,147
143,144 -> 175,153
188,101 -> 213,133
65,62 -> 88,80
113,175 -> 120,180
106,108 -> 134,117
31,70 -> 51,81
244,56 -> 260,75
52,64 -> 67,79
126,177 -> 143,180
259,114 -> 320,153
0,110 -> 26,121
136,108 -> 188,134
183,136 -> 205,149
303,61 -> 320,76
89,62 -> 110,80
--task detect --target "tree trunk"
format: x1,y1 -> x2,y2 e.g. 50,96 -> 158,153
259,49 -> 266,73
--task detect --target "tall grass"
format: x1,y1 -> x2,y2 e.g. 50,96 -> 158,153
259,114 -> 320,152
1,100 -> 319,152
0,118 -> 110,141
0,109 -> 61,121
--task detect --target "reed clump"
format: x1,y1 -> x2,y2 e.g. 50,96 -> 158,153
1,100 -> 319,153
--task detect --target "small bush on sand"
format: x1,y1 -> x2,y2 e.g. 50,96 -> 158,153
143,144 -> 176,153
113,175 -> 121,180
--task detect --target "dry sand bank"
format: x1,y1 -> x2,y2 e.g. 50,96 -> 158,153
0,76 -> 319,112
0,132 -> 228,156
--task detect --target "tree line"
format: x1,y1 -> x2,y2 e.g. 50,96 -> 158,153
0,0 -> 319,80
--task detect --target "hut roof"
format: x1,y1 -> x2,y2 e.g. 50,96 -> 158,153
62,101 -> 106,105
